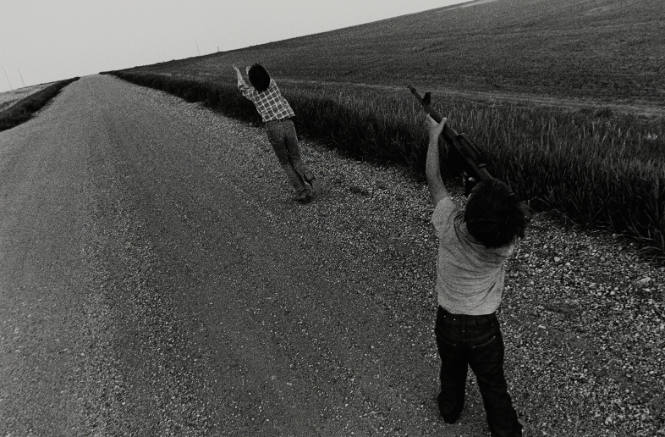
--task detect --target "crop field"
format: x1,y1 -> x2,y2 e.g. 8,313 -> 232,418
109,0 -> 665,252
141,0 -> 665,105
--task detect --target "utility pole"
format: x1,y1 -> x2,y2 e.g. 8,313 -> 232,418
1,65 -> 13,91
195,41 -> 201,56
17,69 -> 26,87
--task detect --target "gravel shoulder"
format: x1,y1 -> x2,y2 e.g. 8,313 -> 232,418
0,75 -> 663,436
171,77 -> 665,436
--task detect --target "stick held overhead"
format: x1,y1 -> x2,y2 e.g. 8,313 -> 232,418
408,85 -> 492,185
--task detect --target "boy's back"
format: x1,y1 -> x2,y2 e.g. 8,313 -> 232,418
432,197 -> 514,315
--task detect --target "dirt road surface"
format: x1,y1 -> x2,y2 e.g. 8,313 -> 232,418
0,75 -> 479,436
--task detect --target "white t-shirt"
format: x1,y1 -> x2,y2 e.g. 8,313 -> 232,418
432,197 -> 514,315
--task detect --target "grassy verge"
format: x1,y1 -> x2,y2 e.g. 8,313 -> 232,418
0,77 -> 80,132
107,70 -> 665,253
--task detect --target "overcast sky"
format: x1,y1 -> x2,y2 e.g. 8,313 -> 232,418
0,0 -> 467,93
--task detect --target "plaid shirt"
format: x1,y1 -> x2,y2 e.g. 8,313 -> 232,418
238,79 -> 295,122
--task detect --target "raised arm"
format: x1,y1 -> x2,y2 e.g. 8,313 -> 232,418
425,115 -> 450,205
233,65 -> 245,85
232,65 -> 256,100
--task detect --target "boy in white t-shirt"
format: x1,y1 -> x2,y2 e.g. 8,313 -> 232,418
425,115 -> 527,436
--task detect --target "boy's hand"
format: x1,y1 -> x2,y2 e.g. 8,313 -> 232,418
425,114 -> 447,143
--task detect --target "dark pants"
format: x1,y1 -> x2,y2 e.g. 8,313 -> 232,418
265,118 -> 312,195
435,306 -> 522,436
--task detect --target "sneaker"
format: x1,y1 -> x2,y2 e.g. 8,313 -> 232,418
438,394 -> 463,424
303,172 -> 316,190
294,189 -> 313,204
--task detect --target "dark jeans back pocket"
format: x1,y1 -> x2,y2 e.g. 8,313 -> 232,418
470,333 -> 497,350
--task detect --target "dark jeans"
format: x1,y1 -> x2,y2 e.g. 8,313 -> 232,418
435,306 -> 522,436
265,118 -> 312,195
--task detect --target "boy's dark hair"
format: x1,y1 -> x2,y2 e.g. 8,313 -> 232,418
248,64 -> 271,92
464,179 -> 527,248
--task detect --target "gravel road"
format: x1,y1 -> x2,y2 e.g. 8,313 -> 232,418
1,75 -> 663,436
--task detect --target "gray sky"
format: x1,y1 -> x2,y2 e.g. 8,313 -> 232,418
0,0 -> 466,93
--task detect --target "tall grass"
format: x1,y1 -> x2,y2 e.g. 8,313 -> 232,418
109,70 -> 665,252
0,78 -> 79,132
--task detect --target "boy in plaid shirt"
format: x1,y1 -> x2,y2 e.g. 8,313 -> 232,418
233,64 -> 315,203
